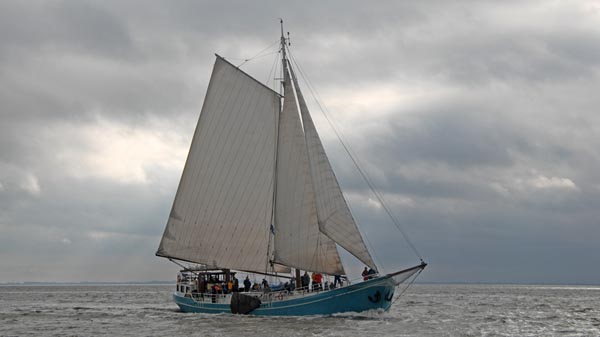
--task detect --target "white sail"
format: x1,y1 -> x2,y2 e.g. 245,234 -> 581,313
156,56 -> 280,273
292,70 -> 378,271
273,63 -> 345,275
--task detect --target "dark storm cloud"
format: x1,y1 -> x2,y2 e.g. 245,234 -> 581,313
0,1 -> 134,60
1,0 -> 599,283
52,0 -> 136,58
380,108 -> 518,169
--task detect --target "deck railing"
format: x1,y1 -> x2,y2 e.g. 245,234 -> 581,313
177,275 -> 370,304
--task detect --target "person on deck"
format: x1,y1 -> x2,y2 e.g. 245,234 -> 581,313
244,276 -> 251,292
333,274 -> 342,288
211,285 -> 217,303
362,267 -> 369,281
261,278 -> 270,291
212,284 -> 222,303
367,268 -> 376,280
301,271 -> 309,291
314,272 -> 323,291
197,276 -> 206,293
233,276 -> 239,292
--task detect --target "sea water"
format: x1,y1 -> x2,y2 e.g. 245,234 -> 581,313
1,284 -> 598,336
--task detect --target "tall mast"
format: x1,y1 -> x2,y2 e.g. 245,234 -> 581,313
279,19 -> 303,287
280,19 -> 289,83
266,19 -> 287,276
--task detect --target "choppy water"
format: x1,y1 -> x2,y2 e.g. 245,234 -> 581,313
1,284 -> 599,336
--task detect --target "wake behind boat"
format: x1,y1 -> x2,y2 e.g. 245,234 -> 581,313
156,21 -> 426,316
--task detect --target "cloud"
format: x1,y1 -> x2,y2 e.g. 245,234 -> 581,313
53,118 -> 188,184
20,174 -> 41,196
528,175 -> 578,190
1,1 -> 600,284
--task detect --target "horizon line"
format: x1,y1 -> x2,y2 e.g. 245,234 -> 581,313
2,280 -> 599,286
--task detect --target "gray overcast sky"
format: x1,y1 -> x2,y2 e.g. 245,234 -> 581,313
1,0 -> 599,284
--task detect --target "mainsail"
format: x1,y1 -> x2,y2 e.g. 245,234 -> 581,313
156,56 -> 280,273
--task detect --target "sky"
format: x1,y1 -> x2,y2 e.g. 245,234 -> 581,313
1,0 -> 600,284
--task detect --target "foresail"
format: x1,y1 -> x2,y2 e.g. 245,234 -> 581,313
273,65 -> 345,276
156,56 -> 279,273
291,69 -> 378,271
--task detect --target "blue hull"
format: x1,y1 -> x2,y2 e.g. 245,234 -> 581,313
174,276 -> 396,316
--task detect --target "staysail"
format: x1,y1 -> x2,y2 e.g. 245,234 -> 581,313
272,59 -> 345,275
291,69 -> 377,271
156,56 -> 280,273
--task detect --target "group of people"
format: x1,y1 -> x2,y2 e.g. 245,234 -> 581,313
185,266 -> 375,300
283,280 -> 295,292
197,275 -> 240,296
201,275 -> 273,294
242,276 -> 271,292
361,267 -> 377,280
297,271 -> 344,292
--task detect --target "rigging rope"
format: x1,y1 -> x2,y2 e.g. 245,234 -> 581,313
266,50 -> 280,90
344,195 -> 385,271
287,49 -> 424,262
234,39 -> 280,68
392,268 -> 424,305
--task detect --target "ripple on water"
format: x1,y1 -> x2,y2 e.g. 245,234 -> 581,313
0,284 -> 599,337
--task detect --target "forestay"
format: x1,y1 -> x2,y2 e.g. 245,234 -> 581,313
156,56 -> 280,273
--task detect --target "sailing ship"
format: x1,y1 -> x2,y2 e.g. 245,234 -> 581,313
156,22 -> 426,316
